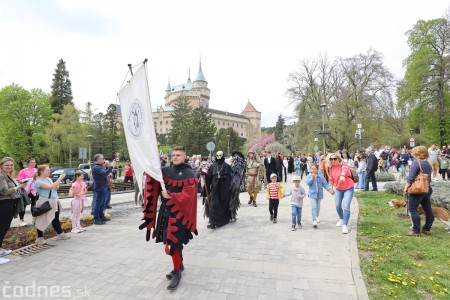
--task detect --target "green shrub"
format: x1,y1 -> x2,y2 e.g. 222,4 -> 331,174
375,172 -> 396,182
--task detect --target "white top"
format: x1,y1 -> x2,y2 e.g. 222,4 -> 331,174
428,149 -> 438,162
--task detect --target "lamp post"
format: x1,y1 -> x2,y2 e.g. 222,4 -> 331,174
86,135 -> 93,166
319,103 -> 327,154
226,134 -> 230,157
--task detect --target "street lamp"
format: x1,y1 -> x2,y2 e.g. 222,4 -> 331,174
319,103 -> 327,154
226,134 -> 230,157
86,135 -> 93,166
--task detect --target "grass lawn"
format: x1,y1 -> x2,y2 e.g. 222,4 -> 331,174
356,191 -> 450,299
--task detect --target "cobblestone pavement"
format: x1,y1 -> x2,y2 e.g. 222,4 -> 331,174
1,174 -> 369,299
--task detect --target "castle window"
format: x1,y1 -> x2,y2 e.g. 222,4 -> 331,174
223,121 -> 225,125
241,133 -> 244,136
241,124 -> 243,128
227,123 -> 229,126
166,120 -> 168,125
160,121 -> 162,125
232,123 -> 234,127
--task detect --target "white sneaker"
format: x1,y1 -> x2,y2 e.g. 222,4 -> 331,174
342,225 -> 349,234
336,219 -> 344,227
313,220 -> 318,228
19,220 -> 27,226
71,228 -> 81,234
35,237 -> 47,245
0,249 -> 12,257
57,233 -> 71,240
0,257 -> 10,265
316,218 -> 320,223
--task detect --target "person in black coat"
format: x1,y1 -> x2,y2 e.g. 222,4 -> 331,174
364,148 -> 378,191
264,151 -> 277,183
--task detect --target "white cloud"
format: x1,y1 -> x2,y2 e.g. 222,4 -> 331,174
0,0 -> 448,126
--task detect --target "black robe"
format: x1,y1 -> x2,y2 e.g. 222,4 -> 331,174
204,161 -> 232,227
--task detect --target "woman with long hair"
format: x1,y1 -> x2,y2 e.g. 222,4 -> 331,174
0,157 -> 27,264
328,153 -> 355,234
34,165 -> 70,245
16,157 -> 38,226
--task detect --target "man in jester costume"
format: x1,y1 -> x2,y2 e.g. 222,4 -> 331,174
139,146 -> 198,290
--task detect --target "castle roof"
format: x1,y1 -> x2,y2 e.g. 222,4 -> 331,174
195,62 -> 207,82
171,81 -> 193,92
243,101 -> 259,113
208,108 -> 248,120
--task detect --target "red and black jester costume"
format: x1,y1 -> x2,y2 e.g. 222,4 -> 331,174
139,163 -> 198,258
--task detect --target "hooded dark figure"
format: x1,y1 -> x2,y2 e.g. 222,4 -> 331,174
203,151 -> 232,229
229,151 -> 246,221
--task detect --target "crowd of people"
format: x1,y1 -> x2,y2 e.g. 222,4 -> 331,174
0,153 -> 120,265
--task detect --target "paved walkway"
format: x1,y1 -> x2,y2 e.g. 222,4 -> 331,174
1,174 -> 369,299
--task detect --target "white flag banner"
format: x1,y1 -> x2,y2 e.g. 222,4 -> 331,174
118,63 -> 164,193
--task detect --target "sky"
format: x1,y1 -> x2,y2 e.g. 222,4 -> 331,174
0,0 -> 449,127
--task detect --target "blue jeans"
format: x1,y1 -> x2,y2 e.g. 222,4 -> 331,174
291,206 -> 302,225
94,187 -> 108,222
91,190 -> 97,214
334,188 -> 354,226
105,189 -> 111,207
309,197 -> 322,221
408,191 -> 434,233
357,171 -> 366,189
400,164 -> 407,178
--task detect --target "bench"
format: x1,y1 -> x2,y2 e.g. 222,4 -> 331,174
112,182 -> 135,191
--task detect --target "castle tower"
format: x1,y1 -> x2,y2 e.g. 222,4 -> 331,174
192,61 -> 210,108
241,100 -> 261,141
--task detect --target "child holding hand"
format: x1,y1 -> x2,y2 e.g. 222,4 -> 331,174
284,176 -> 306,231
305,164 -> 331,228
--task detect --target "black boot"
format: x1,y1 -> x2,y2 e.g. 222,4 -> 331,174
166,263 -> 184,280
167,270 -> 181,290
248,196 -> 253,205
253,200 -> 257,207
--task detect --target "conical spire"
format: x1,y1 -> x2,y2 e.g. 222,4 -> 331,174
165,80 -> 171,92
195,61 -> 206,82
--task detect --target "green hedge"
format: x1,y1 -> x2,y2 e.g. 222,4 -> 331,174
374,172 -> 396,182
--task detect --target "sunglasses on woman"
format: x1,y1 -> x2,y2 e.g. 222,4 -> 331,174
330,157 -> 339,161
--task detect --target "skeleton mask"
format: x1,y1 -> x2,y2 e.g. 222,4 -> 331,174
216,151 -> 224,159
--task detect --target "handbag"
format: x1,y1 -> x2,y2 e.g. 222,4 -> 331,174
408,160 -> 429,194
31,201 -> 52,217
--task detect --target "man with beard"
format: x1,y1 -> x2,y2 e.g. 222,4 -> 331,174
139,146 -> 198,290
203,151 -> 232,229
245,150 -> 264,207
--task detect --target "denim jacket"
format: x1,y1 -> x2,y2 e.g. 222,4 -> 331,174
92,163 -> 113,189
305,173 -> 330,199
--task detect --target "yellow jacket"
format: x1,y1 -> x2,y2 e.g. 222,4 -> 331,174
266,182 -> 286,200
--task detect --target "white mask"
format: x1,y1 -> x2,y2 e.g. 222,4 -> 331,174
216,151 -> 223,159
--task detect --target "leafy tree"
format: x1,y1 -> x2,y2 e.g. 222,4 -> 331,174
214,127 -> 245,157
103,104 -> 120,158
274,114 -> 286,142
0,84 -> 52,165
249,134 -> 275,152
91,112 -> 106,156
398,17 -> 450,145
156,133 -> 168,146
286,50 -> 396,152
183,107 -> 217,156
50,59 -> 73,114
45,104 -> 84,166
168,95 -> 192,146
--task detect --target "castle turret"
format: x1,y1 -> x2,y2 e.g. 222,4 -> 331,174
241,100 -> 262,139
165,81 -> 171,94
